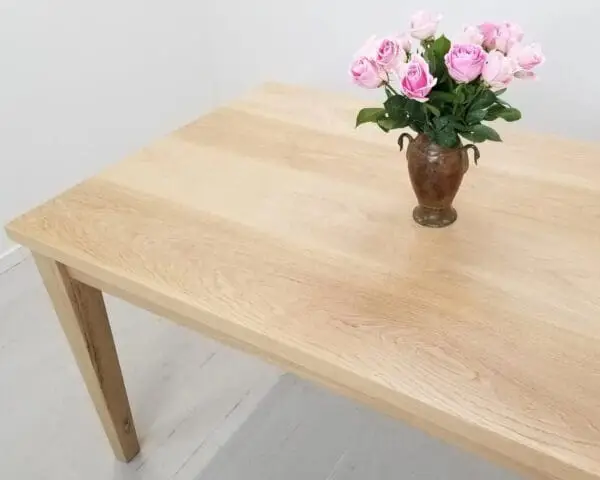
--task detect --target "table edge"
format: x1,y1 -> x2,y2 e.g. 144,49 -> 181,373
5,223 -> 596,480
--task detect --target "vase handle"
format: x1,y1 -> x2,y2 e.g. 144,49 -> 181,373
462,144 -> 480,168
398,133 -> 414,152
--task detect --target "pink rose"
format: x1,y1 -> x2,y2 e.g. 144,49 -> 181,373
482,50 -> 516,91
445,44 -> 487,83
495,22 -> 524,53
509,43 -> 545,79
410,11 -> 442,40
514,70 -> 536,80
350,56 -> 386,89
458,26 -> 484,46
398,32 -> 412,52
399,54 -> 437,102
374,37 -> 407,72
478,22 -> 499,50
354,34 -> 377,57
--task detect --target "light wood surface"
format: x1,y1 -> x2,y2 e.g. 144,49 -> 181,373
65,265 -> 553,480
6,83 -> 600,479
32,253 -> 139,461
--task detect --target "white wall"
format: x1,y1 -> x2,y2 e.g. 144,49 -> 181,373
1,0 -> 597,256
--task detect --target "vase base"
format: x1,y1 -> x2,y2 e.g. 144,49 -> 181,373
412,205 -> 457,228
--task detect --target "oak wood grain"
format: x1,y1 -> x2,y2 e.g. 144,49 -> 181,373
65,265 -> 559,480
7,83 -> 600,479
33,253 -> 139,461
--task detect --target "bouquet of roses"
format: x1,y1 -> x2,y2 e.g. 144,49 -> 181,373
350,11 -> 544,149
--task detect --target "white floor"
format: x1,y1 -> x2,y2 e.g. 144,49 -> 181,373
0,256 -> 282,480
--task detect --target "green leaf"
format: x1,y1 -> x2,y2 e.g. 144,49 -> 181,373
495,96 -> 511,108
498,107 -> 522,122
422,47 -> 433,65
432,35 -> 451,58
356,108 -> 385,127
436,71 -> 453,89
406,99 -> 426,124
424,36 -> 451,78
421,38 -> 435,50
429,91 -> 455,104
424,51 -> 439,76
409,123 -> 423,134
398,117 -> 411,128
471,90 -> 496,111
430,114 -> 460,148
450,118 -> 468,131
463,82 -> 478,99
423,122 -> 435,137
436,129 -> 460,148
383,95 -> 408,119
484,105 -> 521,122
428,88 -> 454,113
424,103 -> 441,116
484,104 -> 506,121
466,109 -> 487,125
377,118 -> 392,132
460,131 -> 486,143
495,88 -> 507,96
472,124 -> 502,142
434,115 -> 466,131
377,116 -> 409,132
433,116 -> 450,129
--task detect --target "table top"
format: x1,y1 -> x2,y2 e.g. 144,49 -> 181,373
6,83 -> 600,480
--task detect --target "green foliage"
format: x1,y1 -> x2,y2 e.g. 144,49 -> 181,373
498,108 -> 522,122
384,95 -> 408,119
459,130 -> 486,143
454,85 -> 466,104
355,107 -> 385,127
471,90 -> 496,111
425,35 -> 451,78
484,104 -> 522,122
429,115 -> 459,148
400,99 -> 424,133
459,124 -> 501,143
354,35 -> 523,151
484,104 -> 506,121
424,103 -> 440,117
377,116 -> 409,132
428,91 -> 455,104
466,108 -> 487,125
472,124 -> 502,141
433,35 -> 452,58
377,95 -> 410,131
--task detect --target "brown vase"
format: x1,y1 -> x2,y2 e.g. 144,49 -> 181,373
398,133 -> 480,228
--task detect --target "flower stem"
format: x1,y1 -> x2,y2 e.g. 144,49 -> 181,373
384,81 -> 401,96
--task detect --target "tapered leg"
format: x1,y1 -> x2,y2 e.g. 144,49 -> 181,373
33,253 -> 140,461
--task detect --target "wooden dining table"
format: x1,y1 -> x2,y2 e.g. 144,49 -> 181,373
5,83 -> 600,480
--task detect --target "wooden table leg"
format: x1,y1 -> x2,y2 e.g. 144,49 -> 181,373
33,253 -> 140,462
